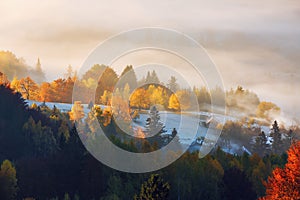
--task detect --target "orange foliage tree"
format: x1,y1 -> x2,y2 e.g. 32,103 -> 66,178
260,141 -> 300,199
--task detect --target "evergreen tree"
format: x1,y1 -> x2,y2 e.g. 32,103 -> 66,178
0,160 -> 18,200
134,174 -> 170,200
270,120 -> 283,155
145,106 -> 166,136
167,76 -> 179,92
252,131 -> 270,157
145,70 -> 160,85
34,58 -> 46,84
119,65 -> 138,91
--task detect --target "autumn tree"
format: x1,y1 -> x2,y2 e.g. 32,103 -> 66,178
101,90 -> 112,105
19,77 -> 39,100
130,88 -> 150,110
111,88 -> 131,122
69,101 -> 85,122
101,107 -> 113,127
260,141 -> 300,200
10,76 -> 21,93
134,174 -> 170,200
0,160 -> 17,200
148,85 -> 165,107
0,72 -> 9,86
168,93 -> 180,111
95,67 -> 118,103
256,102 -> 280,122
39,82 -> 53,102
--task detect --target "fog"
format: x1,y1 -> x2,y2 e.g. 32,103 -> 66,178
0,0 -> 299,120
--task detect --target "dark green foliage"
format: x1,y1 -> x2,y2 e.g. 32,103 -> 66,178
222,167 -> 256,200
0,85 -> 292,200
0,85 -> 28,160
0,160 -> 17,200
252,131 -> 270,157
134,174 -> 170,200
145,106 -> 166,136
270,120 -> 283,154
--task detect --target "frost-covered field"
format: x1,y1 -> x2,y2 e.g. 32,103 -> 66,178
26,100 -> 232,144
27,100 -> 269,154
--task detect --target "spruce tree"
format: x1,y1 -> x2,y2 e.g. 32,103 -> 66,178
270,120 -> 283,155
145,106 -> 166,136
252,131 -> 270,157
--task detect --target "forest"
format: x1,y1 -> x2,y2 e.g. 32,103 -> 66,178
0,51 -> 300,199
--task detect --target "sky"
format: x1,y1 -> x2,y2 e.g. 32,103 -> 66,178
0,0 -> 300,120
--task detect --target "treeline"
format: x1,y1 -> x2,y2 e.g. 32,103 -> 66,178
218,120 -> 300,157
0,82 -> 300,199
1,84 -> 300,199
1,63 -> 281,124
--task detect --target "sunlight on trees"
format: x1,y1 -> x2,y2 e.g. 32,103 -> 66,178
256,101 -> 280,122
130,88 -> 150,110
69,101 -> 85,122
134,174 -> 170,200
168,93 -> 180,111
260,141 -> 300,199
0,160 -> 17,200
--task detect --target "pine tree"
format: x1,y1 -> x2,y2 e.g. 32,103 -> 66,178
0,160 -> 18,200
167,76 -> 179,92
119,65 -> 138,90
134,174 -> 170,200
270,120 -> 283,155
145,106 -> 166,136
252,131 -> 270,157
34,58 -> 46,84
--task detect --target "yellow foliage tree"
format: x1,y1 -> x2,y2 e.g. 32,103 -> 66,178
149,86 -> 165,106
101,90 -> 112,105
256,101 -> 280,121
101,107 -> 112,126
10,76 -> 21,93
130,88 -> 150,110
19,77 -> 39,100
69,101 -> 85,122
168,94 -> 180,111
